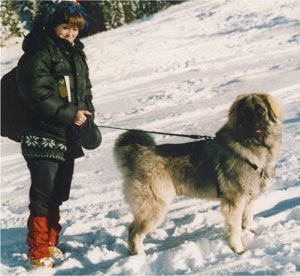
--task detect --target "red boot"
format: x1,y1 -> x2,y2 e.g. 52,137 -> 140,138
27,216 -> 54,268
48,208 -> 63,258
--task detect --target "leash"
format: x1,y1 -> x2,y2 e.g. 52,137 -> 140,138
97,125 -> 214,140
97,124 -> 221,196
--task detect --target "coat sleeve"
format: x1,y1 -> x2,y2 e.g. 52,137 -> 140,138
85,77 -> 95,112
83,59 -> 95,113
17,49 -> 77,126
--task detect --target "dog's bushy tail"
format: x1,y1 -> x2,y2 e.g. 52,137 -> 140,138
114,130 -> 155,175
115,130 -> 156,148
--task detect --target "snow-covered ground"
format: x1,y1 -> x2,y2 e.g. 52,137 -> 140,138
1,0 -> 300,275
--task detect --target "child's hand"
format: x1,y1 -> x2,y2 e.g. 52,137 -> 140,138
74,110 -> 92,126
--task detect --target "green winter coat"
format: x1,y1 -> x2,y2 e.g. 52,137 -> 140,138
16,29 -> 95,161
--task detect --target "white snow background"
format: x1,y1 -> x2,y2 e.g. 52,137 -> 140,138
1,0 -> 300,275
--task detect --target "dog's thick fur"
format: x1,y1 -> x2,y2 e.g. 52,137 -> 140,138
114,93 -> 283,255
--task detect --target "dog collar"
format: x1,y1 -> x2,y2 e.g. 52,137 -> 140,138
245,159 -> 265,178
216,159 -> 265,199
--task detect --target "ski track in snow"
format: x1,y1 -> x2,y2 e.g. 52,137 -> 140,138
1,0 -> 300,275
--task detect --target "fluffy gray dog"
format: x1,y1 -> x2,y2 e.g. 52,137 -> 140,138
114,93 -> 282,255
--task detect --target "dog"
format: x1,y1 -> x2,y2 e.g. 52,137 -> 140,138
114,93 -> 283,255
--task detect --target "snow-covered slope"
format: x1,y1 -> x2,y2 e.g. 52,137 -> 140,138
1,0 -> 300,275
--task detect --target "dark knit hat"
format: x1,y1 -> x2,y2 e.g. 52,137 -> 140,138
51,1 -> 88,30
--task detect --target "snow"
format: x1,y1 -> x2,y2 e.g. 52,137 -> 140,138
1,0 -> 300,275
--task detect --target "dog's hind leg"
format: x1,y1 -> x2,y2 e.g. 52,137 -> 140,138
125,171 -> 175,255
221,196 -> 247,254
128,201 -> 170,255
128,219 -> 147,255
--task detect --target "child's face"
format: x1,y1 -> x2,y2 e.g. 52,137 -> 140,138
54,24 -> 79,44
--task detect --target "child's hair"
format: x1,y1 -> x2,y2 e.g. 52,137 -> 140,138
52,7 -> 85,30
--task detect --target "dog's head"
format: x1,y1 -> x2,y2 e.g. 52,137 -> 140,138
228,93 -> 283,142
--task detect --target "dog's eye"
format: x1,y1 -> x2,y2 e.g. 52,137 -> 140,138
257,106 -> 266,115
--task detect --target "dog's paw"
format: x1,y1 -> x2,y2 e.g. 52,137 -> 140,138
128,241 -> 145,256
128,242 -> 138,255
229,238 -> 245,255
231,245 -> 246,255
129,248 -> 145,256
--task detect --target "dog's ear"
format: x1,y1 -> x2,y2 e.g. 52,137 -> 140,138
259,93 -> 283,122
228,94 -> 248,128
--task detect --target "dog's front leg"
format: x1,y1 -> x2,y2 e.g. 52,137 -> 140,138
221,197 -> 247,254
242,199 -> 254,231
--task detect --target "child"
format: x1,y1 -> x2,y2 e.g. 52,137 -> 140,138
16,0 -> 97,268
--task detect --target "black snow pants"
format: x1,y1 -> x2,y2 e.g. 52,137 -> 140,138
26,158 -> 75,217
